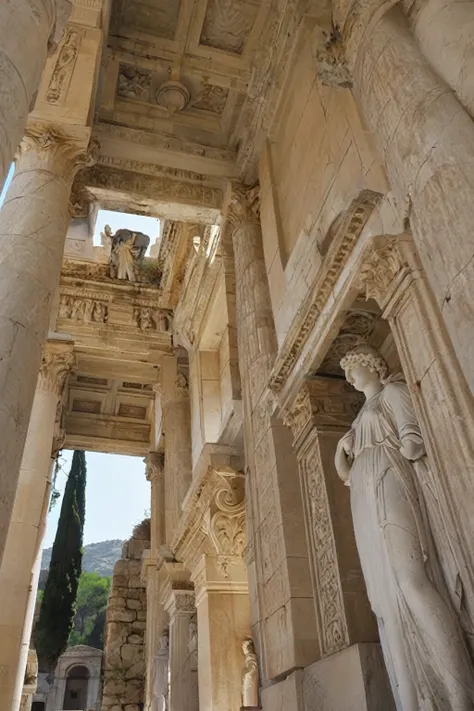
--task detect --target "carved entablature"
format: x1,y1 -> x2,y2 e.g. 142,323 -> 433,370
269,190 -> 382,393
171,450 -> 245,578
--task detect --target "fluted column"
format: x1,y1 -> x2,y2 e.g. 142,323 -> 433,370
350,5 -> 474,391
0,0 -> 71,188
0,122 -> 96,566
145,452 -> 165,556
160,356 -> 192,539
228,185 -> 317,681
0,338 -> 74,711
165,590 -> 199,711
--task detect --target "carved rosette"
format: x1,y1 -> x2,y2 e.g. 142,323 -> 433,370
227,183 -> 261,231
37,343 -> 75,398
18,124 -> 99,183
145,451 -> 165,481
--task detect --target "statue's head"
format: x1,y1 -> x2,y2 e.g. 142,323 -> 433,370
340,344 -> 388,392
104,224 -> 113,237
159,631 -> 169,649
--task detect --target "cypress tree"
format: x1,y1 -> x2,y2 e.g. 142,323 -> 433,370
36,451 -> 87,669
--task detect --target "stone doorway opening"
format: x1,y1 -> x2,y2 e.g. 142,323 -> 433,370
63,664 -> 89,710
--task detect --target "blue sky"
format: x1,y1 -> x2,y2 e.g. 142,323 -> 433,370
43,451 -> 151,548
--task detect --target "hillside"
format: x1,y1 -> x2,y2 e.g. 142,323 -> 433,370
41,539 -> 123,577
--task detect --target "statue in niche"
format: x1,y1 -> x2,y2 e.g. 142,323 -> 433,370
241,637 -> 259,709
334,344 -> 474,710
150,630 -> 169,711
188,615 -> 198,672
101,224 -> 150,282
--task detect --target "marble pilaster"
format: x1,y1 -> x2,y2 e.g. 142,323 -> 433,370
145,451 -> 166,556
0,338 -> 75,711
284,377 -> 377,658
164,589 -> 199,711
0,123 -> 96,567
0,0 -> 71,188
228,185 -> 318,681
351,5 -> 474,392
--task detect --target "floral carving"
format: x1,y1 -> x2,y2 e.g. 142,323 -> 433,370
312,24 -> 352,89
117,65 -> 152,102
38,345 -> 75,397
227,183 -> 260,230
145,452 -> 165,481
46,27 -> 82,104
358,239 -> 404,306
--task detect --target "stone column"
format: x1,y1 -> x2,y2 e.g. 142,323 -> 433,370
284,377 -> 377,657
228,185 -> 318,681
145,452 -> 165,556
0,338 -> 74,711
407,0 -> 474,117
0,0 -> 71,188
0,122 -> 96,566
193,556 -> 250,711
160,356 -> 192,539
350,5 -> 474,391
165,589 -> 199,711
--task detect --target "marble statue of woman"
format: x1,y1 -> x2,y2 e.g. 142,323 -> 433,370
335,344 -> 474,710
241,637 -> 259,708
150,631 -> 169,711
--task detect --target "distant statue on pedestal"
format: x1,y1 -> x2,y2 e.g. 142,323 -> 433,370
101,224 -> 150,281
335,344 -> 474,710
241,637 -> 259,709
150,631 -> 169,711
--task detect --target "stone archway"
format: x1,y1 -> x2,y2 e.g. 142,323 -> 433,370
63,664 -> 90,710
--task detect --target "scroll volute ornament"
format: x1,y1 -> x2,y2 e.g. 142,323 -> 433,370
208,471 -> 246,576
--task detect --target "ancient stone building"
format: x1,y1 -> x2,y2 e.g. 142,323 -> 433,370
0,1 -> 474,710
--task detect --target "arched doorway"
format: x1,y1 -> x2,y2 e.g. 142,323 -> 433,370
63,664 -> 89,710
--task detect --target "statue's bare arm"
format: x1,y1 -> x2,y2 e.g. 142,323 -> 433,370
335,430 -> 353,483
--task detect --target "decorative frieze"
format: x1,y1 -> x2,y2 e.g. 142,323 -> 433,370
46,26 -> 82,105
59,294 -> 108,323
134,307 -> 172,332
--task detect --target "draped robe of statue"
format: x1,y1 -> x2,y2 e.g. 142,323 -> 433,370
151,634 -> 169,711
342,374 -> 474,710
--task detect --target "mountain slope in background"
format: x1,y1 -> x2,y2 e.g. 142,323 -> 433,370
41,539 -> 124,578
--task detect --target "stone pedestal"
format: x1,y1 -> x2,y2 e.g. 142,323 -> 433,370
165,589 -> 199,711
0,123 -> 94,567
352,5 -> 474,391
0,338 -> 74,711
228,185 -> 318,681
0,0 -> 71,188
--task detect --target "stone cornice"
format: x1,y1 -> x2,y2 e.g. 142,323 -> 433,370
269,190 -> 382,393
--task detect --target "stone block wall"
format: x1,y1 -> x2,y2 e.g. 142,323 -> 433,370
101,520 -> 150,711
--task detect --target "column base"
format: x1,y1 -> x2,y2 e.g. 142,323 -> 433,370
261,643 -> 394,711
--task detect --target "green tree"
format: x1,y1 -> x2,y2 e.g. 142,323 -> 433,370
68,572 -> 111,649
35,451 -> 87,668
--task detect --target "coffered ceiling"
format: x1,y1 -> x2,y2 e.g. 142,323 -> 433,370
99,0 -> 269,155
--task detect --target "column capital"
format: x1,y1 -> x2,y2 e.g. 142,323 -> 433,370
165,589 -> 196,617
312,24 -> 353,89
17,122 -> 99,183
283,376 -> 363,449
145,451 -> 165,481
227,183 -> 260,230
356,234 -> 414,314
37,340 -> 75,398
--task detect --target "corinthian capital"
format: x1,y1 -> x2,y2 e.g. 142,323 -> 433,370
145,451 -> 165,481
38,341 -> 75,397
18,122 -> 99,182
227,183 -> 260,230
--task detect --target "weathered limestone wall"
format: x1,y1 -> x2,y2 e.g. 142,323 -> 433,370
260,34 -> 387,345
101,520 -> 149,711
